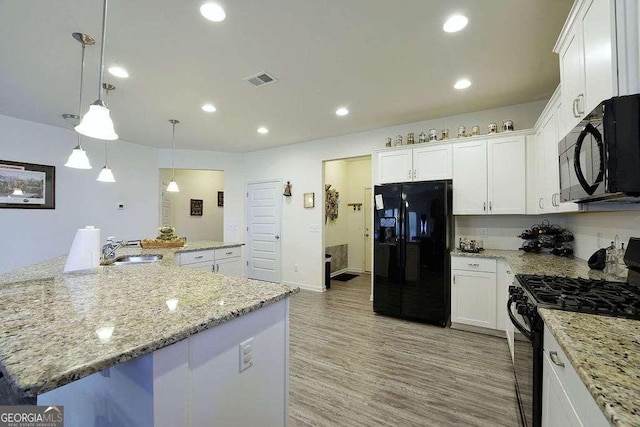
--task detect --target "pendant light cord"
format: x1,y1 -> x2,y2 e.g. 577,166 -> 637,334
171,123 -> 176,179
97,0 -> 108,101
77,42 -> 86,148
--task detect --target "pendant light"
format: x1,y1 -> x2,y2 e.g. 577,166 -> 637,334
12,188 -> 24,196
65,33 -> 94,169
166,119 -> 180,192
75,0 -> 118,140
97,83 -> 116,182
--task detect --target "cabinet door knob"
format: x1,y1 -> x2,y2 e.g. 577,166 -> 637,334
489,201 -> 492,211
539,198 -> 544,209
576,93 -> 585,115
453,274 -> 456,284
194,255 -> 204,259
483,202 -> 486,212
275,235 -> 280,240
549,351 -> 565,367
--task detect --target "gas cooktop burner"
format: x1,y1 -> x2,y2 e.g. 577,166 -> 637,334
516,274 -> 640,320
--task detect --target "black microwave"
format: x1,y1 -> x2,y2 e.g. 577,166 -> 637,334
559,95 -> 640,203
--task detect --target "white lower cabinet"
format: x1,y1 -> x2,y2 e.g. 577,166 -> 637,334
451,257 -> 497,329
176,246 -> 243,277
542,325 -> 609,427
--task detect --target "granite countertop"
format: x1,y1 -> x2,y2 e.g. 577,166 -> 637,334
0,241 -> 298,397
539,309 -> 640,427
452,249 -> 637,426
451,248 -> 628,282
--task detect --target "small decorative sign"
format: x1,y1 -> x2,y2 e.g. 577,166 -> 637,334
190,199 -> 203,216
304,192 -> 315,208
217,191 -> 224,207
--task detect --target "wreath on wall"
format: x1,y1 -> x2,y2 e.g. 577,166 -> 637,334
325,184 -> 339,223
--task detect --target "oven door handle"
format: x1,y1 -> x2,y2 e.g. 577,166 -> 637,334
573,122 -> 604,195
508,296 -> 533,341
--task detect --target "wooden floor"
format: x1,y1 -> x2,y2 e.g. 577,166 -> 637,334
289,274 -> 520,427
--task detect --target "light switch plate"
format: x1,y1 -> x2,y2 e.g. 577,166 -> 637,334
480,228 -> 489,239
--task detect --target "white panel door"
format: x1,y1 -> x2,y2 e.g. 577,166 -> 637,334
377,149 -> 413,184
487,136 -> 526,215
452,140 -> 488,215
581,0 -> 615,113
451,270 -> 497,329
413,144 -> 453,181
246,181 -> 282,283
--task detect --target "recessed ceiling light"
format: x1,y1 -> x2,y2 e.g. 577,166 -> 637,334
108,66 -> 129,78
200,3 -> 226,22
336,107 -> 349,116
201,103 -> 217,112
454,79 -> 472,90
443,15 -> 468,33
257,127 -> 269,134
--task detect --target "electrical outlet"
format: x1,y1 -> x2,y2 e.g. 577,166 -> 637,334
480,228 -> 489,239
239,338 -> 254,372
294,264 -> 298,272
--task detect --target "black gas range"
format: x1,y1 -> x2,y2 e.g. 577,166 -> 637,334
515,274 -> 640,319
508,238 -> 640,427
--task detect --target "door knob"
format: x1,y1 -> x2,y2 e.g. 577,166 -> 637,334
275,235 -> 280,240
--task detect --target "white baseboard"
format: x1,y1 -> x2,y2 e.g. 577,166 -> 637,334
282,281 -> 324,293
450,323 -> 507,338
329,268 -> 348,278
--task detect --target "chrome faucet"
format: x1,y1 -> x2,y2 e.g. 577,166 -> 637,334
101,238 -> 122,261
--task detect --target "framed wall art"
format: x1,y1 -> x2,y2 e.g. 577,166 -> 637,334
0,160 -> 55,209
190,199 -> 203,216
303,192 -> 315,208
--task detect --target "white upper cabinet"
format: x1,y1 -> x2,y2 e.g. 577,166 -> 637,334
453,135 -> 526,215
556,0 -> 616,138
413,144 -> 453,182
488,136 -> 526,214
376,143 -> 452,184
377,149 -> 413,184
452,140 -> 488,215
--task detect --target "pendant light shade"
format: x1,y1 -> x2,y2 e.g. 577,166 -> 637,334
166,119 -> 180,193
12,188 -> 24,196
65,145 -> 93,169
166,180 -> 180,192
97,166 -> 116,182
75,101 -> 118,140
76,0 -> 118,141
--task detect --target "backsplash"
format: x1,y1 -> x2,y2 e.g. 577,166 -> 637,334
455,211 -> 640,261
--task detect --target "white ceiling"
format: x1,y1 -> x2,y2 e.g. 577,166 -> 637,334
0,0 -> 573,152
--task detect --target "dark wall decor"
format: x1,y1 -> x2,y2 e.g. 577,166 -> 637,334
0,160 -> 55,209
190,199 -> 203,216
217,191 -> 224,207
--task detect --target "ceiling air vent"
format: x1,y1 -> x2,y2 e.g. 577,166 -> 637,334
243,71 -> 278,88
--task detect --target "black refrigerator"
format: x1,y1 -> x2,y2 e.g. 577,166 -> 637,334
373,181 -> 453,326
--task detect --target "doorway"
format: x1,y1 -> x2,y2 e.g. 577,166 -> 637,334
159,169 -> 224,241
323,156 -> 372,286
246,180 -> 282,283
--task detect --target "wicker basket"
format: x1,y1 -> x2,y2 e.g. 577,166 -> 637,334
140,238 -> 186,249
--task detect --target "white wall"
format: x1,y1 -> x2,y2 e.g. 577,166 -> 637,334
159,169 -> 224,242
0,114 -> 159,273
157,149 -> 245,243
323,160 -> 349,248
242,100 -> 547,291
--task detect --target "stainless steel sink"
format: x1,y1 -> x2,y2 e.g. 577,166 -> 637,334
108,254 -> 163,266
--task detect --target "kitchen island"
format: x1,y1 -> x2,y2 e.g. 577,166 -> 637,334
0,241 -> 298,426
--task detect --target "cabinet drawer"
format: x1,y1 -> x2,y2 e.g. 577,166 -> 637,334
451,256 -> 497,273
180,250 -> 214,266
215,246 -> 241,260
543,325 -> 609,426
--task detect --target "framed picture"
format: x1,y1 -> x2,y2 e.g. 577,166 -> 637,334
190,199 -> 203,216
304,192 -> 315,208
217,191 -> 224,207
0,161 -> 55,209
